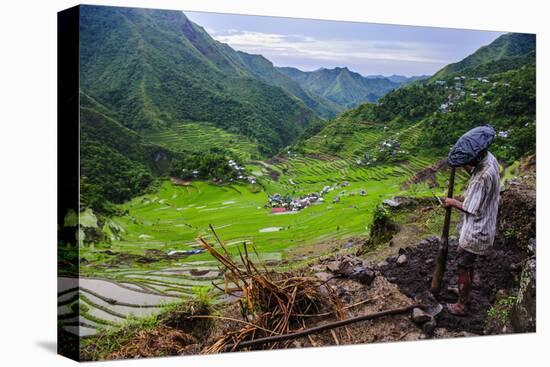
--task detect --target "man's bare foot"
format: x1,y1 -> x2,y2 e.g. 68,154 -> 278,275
446,302 -> 466,316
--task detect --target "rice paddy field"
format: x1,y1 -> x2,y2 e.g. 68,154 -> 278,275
143,121 -> 260,160
60,123 -> 470,337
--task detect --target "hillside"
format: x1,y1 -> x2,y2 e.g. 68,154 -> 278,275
301,32 -> 535,166
79,97 -> 179,212
278,66 -> 424,108
79,6 -> 321,156
235,52 -> 344,119
432,33 -> 536,79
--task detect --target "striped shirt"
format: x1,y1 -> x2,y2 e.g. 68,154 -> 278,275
459,152 -> 500,255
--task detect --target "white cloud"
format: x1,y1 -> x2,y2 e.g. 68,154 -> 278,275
212,30 -> 448,65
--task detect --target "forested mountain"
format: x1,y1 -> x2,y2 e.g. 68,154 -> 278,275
79,94 -> 178,212
299,32 -> 536,164
79,5 -> 323,156
277,66 -> 425,108
431,33 -> 536,80
234,52 -> 344,119
77,6 -> 535,213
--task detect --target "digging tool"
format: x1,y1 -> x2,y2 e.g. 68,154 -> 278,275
430,167 -> 456,296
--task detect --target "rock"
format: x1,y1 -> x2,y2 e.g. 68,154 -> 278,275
527,237 -> 536,255
376,260 -> 389,268
326,261 -> 340,273
350,268 -> 375,285
383,199 -> 400,208
422,319 -> 437,335
314,272 -> 332,282
426,236 -> 439,244
425,258 -> 434,265
411,308 -> 431,324
396,254 -> 407,265
510,257 -> 536,332
361,259 -> 373,268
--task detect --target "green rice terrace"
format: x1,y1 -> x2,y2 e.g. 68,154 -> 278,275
144,122 -> 261,161
59,8 -> 535,343
59,134 -> 470,337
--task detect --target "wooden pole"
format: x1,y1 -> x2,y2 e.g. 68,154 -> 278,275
430,166 -> 456,296
223,304 -> 419,351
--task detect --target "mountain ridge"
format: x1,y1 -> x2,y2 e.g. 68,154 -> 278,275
278,66 -> 428,109
431,32 -> 535,80
79,6 -> 322,156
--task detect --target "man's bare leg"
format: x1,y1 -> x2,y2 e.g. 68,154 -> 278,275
447,266 -> 472,316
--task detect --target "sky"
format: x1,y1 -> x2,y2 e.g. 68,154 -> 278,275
185,11 -> 505,77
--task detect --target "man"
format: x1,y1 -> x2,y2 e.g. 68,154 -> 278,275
443,127 -> 500,315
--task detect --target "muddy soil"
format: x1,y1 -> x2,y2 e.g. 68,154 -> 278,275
379,237 -> 526,334
404,159 -> 447,189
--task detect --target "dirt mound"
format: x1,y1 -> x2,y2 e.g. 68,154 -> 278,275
404,159 -> 447,189
379,237 -> 526,334
496,181 -> 536,253
265,156 -> 287,164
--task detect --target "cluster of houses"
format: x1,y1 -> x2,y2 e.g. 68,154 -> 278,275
268,192 -> 323,213
267,182 -> 368,213
356,152 -> 377,166
379,138 -> 407,158
355,138 -> 407,166
437,75 -> 513,114
228,159 -> 256,184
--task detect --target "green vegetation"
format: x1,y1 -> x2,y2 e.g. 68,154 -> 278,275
79,5 -> 320,156
80,106 -> 171,213
67,7 -> 536,344
277,66 -> 421,109
432,33 -> 535,80
169,148 -> 245,182
487,295 -> 518,326
143,121 -> 260,161
304,33 -> 535,165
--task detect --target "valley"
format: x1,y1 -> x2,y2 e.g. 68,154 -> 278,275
58,5 -> 536,358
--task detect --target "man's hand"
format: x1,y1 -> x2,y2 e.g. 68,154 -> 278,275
442,198 -> 464,211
